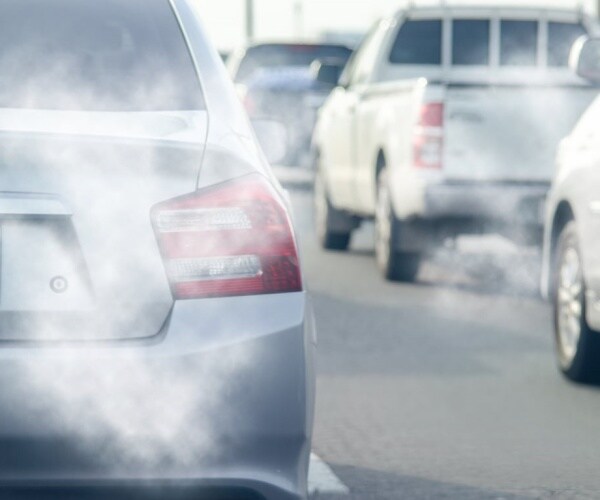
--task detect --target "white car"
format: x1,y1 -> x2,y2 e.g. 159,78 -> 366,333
313,2 -> 599,282
0,1 -> 314,498
541,36 -> 600,384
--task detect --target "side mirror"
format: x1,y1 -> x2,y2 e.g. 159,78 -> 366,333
311,59 -> 345,88
570,36 -> 600,84
252,119 -> 287,165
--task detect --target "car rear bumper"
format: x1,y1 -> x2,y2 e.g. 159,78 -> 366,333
0,292 -> 315,500
423,181 -> 550,225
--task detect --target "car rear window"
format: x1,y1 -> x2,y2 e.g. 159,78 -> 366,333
389,20 -> 442,65
548,22 -> 587,67
235,44 -> 352,82
500,20 -> 539,66
0,0 -> 204,111
452,20 -> 490,66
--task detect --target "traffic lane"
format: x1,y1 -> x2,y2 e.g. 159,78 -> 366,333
287,190 -> 600,499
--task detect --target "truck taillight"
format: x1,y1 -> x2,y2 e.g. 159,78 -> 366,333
413,102 -> 444,170
151,174 -> 302,299
419,102 -> 444,127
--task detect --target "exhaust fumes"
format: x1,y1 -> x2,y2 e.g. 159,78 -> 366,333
18,347 -> 253,470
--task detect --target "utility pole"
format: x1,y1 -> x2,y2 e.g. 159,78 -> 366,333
246,0 -> 255,42
294,0 -> 304,38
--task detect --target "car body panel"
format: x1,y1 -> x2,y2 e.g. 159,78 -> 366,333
0,293 -> 314,500
0,110 -> 207,341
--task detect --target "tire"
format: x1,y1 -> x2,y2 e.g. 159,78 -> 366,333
314,170 -> 352,251
553,221 -> 600,383
375,166 -> 421,282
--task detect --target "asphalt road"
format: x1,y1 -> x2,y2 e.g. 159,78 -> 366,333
285,185 -> 600,500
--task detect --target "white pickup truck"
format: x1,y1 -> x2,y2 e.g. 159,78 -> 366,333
313,3 -> 600,281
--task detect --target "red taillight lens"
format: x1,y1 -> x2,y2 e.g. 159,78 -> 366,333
418,102 -> 444,128
413,102 -> 444,170
151,174 -> 302,299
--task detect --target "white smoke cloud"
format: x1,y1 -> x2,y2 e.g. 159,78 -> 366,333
19,345 -> 253,469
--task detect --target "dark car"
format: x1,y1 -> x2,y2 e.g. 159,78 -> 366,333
228,43 -> 352,166
228,42 -> 353,84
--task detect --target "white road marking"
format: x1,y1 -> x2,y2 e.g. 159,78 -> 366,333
308,453 -> 350,495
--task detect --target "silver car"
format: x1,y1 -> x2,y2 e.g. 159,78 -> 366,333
542,36 -> 600,384
0,1 -> 314,499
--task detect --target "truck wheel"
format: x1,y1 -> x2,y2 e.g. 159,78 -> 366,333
554,221 -> 600,383
314,171 -> 352,251
375,167 -> 421,282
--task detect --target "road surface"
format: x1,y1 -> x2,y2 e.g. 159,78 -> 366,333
286,184 -> 600,500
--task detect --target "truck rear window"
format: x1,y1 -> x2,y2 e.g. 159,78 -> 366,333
0,0 -> 204,111
452,20 -> 490,66
500,20 -> 539,66
548,22 -> 586,67
389,20 -> 442,65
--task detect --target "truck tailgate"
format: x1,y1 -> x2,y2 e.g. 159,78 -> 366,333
443,85 -> 597,181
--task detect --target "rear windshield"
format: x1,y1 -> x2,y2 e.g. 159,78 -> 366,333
0,0 -> 204,111
452,20 -> 490,66
235,44 -> 352,82
500,20 -> 539,66
390,17 -> 585,70
389,20 -> 442,65
548,22 -> 586,67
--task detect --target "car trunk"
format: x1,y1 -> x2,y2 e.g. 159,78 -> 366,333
0,109 -> 207,342
443,84 -> 597,182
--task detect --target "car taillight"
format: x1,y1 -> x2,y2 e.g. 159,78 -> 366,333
413,102 -> 444,170
151,174 -> 302,299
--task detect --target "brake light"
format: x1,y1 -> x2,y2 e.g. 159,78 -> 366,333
419,102 -> 444,127
413,102 -> 444,170
151,174 -> 302,299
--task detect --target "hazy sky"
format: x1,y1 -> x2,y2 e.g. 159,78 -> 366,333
193,0 -> 597,51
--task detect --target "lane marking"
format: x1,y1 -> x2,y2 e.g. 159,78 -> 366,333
308,453 -> 350,495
